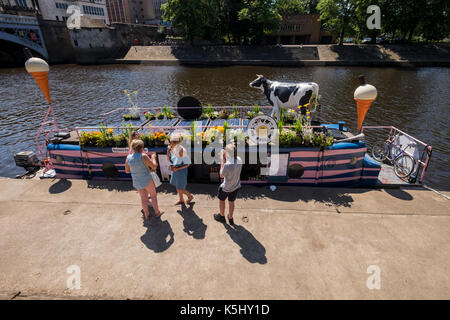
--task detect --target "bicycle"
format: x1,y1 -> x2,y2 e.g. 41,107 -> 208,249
372,134 -> 416,179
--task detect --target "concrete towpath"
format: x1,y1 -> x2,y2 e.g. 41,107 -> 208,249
0,178 -> 449,300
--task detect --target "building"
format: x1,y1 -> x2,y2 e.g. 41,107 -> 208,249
153,0 -> 165,19
0,0 -> 40,16
105,0 -> 155,24
105,0 -> 129,23
268,14 -> 336,45
36,0 -> 109,25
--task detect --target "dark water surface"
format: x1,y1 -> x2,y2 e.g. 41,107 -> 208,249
0,64 -> 448,190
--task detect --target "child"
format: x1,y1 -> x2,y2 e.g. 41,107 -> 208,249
167,134 -> 194,205
128,131 -> 140,154
214,144 -> 242,226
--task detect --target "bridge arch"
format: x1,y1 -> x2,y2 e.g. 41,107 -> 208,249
0,13 -> 48,59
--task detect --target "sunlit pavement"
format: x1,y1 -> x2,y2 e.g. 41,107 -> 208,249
0,178 -> 449,299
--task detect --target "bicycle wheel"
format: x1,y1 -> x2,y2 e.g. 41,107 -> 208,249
394,154 -> 415,179
372,142 -> 388,162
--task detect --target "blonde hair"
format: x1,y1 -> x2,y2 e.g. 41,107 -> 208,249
131,139 -> 144,153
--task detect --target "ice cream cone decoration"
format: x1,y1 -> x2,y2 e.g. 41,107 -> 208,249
354,75 -> 377,131
25,57 -> 51,104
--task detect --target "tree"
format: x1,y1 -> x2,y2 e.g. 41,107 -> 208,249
238,0 -> 282,44
275,0 -> 306,16
161,0 -> 207,42
317,0 -> 358,45
419,0 -> 450,41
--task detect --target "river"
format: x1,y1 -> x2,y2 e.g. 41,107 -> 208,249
0,64 -> 448,190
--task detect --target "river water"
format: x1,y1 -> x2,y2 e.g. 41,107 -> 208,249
0,64 -> 448,190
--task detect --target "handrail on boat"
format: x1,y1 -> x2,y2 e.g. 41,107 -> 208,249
101,106 -> 274,125
361,126 -> 432,184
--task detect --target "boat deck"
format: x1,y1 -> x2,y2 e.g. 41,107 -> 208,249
376,163 -> 415,187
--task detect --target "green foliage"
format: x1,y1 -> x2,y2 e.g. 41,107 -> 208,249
141,134 -> 155,148
144,112 -> 156,120
219,109 -> 230,119
317,0 -> 358,45
312,132 -> 334,148
162,0 -> 281,44
275,0 -> 306,16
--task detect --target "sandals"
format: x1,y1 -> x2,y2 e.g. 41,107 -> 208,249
186,195 -> 194,204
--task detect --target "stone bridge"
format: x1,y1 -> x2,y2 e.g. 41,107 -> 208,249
0,13 -> 48,58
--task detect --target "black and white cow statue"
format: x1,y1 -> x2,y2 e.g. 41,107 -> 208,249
249,75 -> 319,121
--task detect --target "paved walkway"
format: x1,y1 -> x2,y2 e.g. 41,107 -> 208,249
0,178 -> 449,299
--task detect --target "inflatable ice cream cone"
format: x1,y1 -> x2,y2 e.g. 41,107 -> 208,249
25,57 -> 51,104
354,76 -> 377,131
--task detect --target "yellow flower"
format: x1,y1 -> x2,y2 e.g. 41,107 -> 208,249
127,93 -> 131,97
291,109 -> 295,113
123,90 -> 128,93
133,91 -> 138,95
108,129 -> 114,134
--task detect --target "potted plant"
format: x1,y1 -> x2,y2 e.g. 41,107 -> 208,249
144,111 -> 156,120
113,135 -> 128,148
218,109 -> 230,119
154,132 -> 168,147
141,133 -> 155,147
246,106 -> 263,119
284,109 -> 296,125
228,107 -> 240,119
162,105 -> 175,119
123,90 -> 141,120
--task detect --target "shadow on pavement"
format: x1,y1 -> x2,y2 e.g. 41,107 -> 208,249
86,180 -> 134,192
224,223 -> 267,265
157,183 -> 366,208
177,203 -> 207,240
140,213 -> 175,253
49,179 -> 72,194
385,188 -> 414,201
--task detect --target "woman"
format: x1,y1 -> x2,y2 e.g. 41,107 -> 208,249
128,131 -> 140,154
125,139 -> 163,220
167,134 -> 194,205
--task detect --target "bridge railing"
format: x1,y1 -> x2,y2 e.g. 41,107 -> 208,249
0,13 -> 39,26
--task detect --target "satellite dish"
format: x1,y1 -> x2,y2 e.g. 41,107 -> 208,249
177,96 -> 202,120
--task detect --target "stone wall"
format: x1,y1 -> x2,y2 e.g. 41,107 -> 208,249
38,20 -> 159,65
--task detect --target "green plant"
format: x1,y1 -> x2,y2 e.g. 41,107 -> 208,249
123,114 -> 140,120
141,133 -> 155,147
156,111 -> 165,119
312,132 -> 334,149
113,135 -> 128,147
97,123 -> 115,147
144,111 -> 156,120
204,104 -> 218,119
162,105 -> 175,119
218,109 -> 230,119
278,129 -> 297,148
229,107 -> 240,119
284,109 -> 296,124
294,119 -> 303,135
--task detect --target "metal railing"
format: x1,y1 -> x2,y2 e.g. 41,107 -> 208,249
101,106 -> 274,125
361,126 -> 432,184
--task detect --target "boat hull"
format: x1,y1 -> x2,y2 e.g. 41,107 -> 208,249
47,141 -> 380,187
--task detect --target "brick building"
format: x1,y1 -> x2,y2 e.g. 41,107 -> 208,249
268,14 -> 336,45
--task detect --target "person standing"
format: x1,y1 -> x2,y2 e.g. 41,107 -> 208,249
167,134 -> 194,205
125,140 -> 163,220
214,144 -> 243,226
